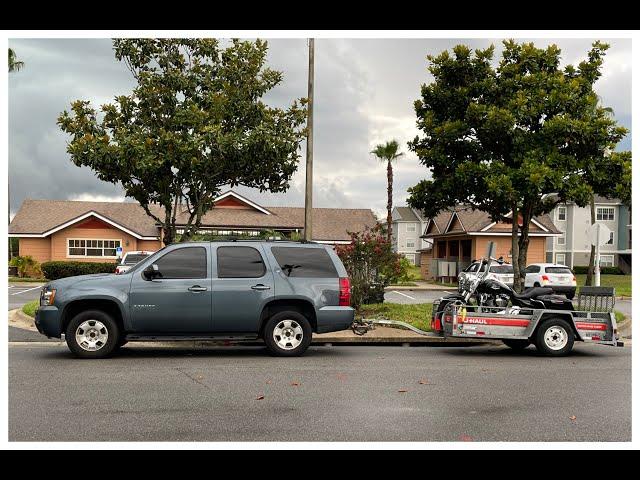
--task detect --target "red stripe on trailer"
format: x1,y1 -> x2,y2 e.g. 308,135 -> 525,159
575,322 -> 608,331
460,317 -> 530,327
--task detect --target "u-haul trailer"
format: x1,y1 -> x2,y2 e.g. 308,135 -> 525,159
432,302 -> 623,355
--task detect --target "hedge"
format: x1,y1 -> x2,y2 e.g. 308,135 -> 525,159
572,265 -> 625,275
40,261 -> 118,280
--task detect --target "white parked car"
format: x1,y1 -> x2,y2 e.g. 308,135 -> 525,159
524,263 -> 577,299
115,250 -> 155,274
458,260 -> 514,292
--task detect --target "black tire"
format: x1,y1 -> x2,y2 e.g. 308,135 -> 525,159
566,292 -> 575,300
534,317 -> 575,356
263,310 -> 312,357
502,339 -> 530,350
65,310 -> 120,359
533,282 -> 541,287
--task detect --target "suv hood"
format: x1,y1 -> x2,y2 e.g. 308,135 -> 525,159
48,273 -> 115,290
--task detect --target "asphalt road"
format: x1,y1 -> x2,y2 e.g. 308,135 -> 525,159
9,343 -> 631,442
8,284 -> 43,310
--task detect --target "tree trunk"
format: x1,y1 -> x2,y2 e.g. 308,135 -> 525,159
511,203 -> 522,292
586,194 -> 596,286
386,160 -> 393,243
517,205 -> 532,293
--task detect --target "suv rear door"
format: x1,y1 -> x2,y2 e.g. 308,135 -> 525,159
212,244 -> 274,333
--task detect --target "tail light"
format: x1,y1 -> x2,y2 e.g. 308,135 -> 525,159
541,275 -> 549,285
571,275 -> 577,285
339,277 -> 351,306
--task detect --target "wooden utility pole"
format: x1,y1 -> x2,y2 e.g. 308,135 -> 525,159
304,38 -> 315,242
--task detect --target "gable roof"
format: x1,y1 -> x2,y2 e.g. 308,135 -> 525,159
393,207 -> 420,222
9,197 -> 378,242
421,206 -> 562,238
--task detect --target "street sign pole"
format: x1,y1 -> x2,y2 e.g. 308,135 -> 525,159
303,38 -> 314,242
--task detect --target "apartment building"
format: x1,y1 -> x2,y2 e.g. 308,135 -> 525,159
546,196 -> 631,272
390,207 -> 432,265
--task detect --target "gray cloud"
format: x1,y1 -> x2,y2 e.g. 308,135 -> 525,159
9,37 -> 631,220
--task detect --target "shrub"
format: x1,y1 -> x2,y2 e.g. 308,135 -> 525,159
9,255 -> 42,278
335,224 -> 402,309
40,261 -> 118,280
572,265 -> 625,275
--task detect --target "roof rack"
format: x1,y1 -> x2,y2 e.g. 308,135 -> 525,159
203,237 -> 318,244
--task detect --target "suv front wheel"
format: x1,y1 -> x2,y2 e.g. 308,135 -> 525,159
263,311 -> 313,357
65,310 -> 120,359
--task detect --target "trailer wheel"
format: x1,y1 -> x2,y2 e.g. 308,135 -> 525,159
502,339 -> 530,350
534,318 -> 574,356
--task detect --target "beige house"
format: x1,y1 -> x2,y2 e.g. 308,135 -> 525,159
9,191 -> 378,263
419,206 -> 562,281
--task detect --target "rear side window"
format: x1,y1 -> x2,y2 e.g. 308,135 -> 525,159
525,266 -> 540,274
490,265 -> 513,274
271,247 -> 338,278
154,247 -> 207,279
123,254 -> 150,265
546,267 -> 573,274
217,246 -> 266,278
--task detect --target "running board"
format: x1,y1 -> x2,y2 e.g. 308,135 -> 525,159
125,334 -> 260,342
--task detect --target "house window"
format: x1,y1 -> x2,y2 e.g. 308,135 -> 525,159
406,224 -> 416,232
557,236 -> 566,246
599,255 -> 615,267
68,239 -> 121,258
555,253 -> 566,265
607,232 -> 614,245
596,207 -> 615,221
557,206 -> 567,221
406,240 -> 416,248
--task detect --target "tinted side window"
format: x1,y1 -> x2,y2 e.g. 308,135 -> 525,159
271,247 -> 338,278
525,266 -> 540,274
217,246 -> 266,278
154,247 -> 207,279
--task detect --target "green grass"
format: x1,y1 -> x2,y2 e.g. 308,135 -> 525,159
358,302 -> 433,332
9,277 -> 47,283
614,310 -> 627,325
406,265 -> 422,281
575,274 -> 631,297
22,300 -> 39,318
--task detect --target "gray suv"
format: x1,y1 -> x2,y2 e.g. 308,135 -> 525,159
35,241 -> 354,358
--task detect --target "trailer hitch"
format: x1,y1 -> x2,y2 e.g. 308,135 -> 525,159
351,318 -> 434,336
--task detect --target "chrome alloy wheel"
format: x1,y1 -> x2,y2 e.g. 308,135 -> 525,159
543,325 -> 568,351
75,320 -> 109,351
273,319 -> 304,350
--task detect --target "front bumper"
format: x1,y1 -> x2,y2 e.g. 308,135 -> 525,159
34,305 -> 63,338
316,306 -> 355,333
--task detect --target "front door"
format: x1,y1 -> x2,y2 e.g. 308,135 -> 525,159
129,244 -> 212,333
212,245 -> 274,333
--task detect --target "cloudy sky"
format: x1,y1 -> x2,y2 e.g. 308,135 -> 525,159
8,37 -> 632,219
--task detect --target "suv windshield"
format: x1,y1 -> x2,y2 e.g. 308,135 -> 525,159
123,254 -> 150,265
546,267 -> 573,274
490,265 -> 513,274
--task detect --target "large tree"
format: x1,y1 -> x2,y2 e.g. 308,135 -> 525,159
8,48 -> 24,72
371,140 -> 403,242
58,39 -> 307,245
407,40 -> 630,291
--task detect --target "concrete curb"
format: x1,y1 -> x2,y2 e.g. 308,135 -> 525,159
9,309 -> 38,332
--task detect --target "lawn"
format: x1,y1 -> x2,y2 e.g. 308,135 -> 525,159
22,299 -> 39,318
358,302 -> 432,332
575,274 -> 631,297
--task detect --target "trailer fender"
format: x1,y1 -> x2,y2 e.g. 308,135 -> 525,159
534,311 -> 582,341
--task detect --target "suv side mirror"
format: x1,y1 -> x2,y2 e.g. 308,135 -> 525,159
143,264 -> 160,280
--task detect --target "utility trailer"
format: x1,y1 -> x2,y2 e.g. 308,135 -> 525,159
431,287 -> 624,355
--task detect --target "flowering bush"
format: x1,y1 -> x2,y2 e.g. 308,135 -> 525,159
335,223 -> 403,309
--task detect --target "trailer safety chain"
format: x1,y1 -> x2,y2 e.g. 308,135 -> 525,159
351,317 -> 433,336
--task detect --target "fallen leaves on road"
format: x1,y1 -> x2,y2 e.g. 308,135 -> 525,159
256,394 -> 265,400
336,373 -> 348,382
265,380 -> 271,385
418,379 -> 429,385
398,389 -> 408,393
569,415 -> 577,421
459,434 -> 474,442
291,381 -> 301,387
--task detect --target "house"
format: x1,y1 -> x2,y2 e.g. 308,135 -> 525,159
546,196 -> 631,273
419,206 -> 562,281
390,206 -> 432,265
8,190 -> 378,263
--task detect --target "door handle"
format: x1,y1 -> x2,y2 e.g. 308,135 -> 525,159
251,284 -> 271,291
188,286 -> 208,292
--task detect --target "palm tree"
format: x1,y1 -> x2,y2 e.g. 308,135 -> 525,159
8,48 -> 24,72
371,140 -> 403,242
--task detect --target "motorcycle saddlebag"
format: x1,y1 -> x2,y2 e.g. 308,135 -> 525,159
538,295 -> 574,311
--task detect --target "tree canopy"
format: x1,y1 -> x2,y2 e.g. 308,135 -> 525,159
407,40 -> 631,289
58,39 -> 307,245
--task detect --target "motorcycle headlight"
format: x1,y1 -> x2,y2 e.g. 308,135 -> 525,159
40,287 -> 57,306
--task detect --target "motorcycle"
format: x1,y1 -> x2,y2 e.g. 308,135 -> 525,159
432,254 -> 574,333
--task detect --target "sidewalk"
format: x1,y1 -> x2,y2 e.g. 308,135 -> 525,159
385,281 -> 454,291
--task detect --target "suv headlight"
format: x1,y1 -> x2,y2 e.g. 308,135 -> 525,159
40,287 -> 57,306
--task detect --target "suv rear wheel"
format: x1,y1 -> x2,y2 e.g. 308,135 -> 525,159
65,310 -> 119,359
263,311 -> 312,357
